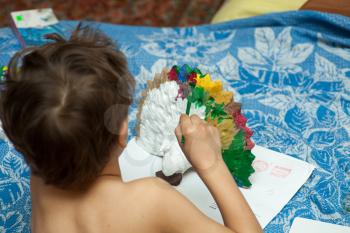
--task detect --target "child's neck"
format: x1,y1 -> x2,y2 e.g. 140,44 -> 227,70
30,152 -> 123,197
99,154 -> 121,178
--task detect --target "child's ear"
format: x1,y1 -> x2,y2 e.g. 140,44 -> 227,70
117,119 -> 128,148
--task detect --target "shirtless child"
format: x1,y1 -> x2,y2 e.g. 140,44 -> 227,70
0,26 -> 262,233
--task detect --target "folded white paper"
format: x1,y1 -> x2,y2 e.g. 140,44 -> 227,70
119,138 -> 315,228
289,217 -> 350,233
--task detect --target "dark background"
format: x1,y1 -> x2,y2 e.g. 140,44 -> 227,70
0,0 -> 224,27
0,0 -> 348,28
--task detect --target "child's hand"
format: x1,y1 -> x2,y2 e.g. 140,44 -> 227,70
172,114 -> 262,233
175,114 -> 222,172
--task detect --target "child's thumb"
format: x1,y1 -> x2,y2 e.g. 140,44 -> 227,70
175,125 -> 182,145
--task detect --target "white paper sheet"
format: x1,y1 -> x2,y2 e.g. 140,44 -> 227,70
289,217 -> 350,233
119,138 -> 315,228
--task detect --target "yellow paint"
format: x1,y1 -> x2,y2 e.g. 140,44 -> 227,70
207,116 -> 237,150
195,74 -> 232,104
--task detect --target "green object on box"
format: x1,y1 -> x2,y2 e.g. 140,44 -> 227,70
16,15 -> 23,22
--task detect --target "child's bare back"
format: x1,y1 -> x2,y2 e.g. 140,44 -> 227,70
0,26 -> 262,233
31,175 -> 165,233
31,174 -> 227,233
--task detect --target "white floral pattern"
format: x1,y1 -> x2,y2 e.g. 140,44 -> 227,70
1,11 -> 350,232
138,27 -> 235,64
238,27 -> 314,73
0,212 -> 25,233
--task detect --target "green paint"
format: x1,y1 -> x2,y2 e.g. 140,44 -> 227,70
222,130 -> 255,187
181,99 -> 192,144
189,86 -> 208,107
16,15 -> 23,22
184,64 -> 192,73
193,68 -> 203,76
177,65 -> 256,187
185,99 -> 191,115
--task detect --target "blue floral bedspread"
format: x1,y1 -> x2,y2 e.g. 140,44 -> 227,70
0,10 -> 349,232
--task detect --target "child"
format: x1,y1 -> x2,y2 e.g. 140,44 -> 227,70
0,26 -> 262,233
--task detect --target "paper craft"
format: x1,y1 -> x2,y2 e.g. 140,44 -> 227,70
119,138 -> 315,228
289,217 -> 350,233
136,65 -> 255,187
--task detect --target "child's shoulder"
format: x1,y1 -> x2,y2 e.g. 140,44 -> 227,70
66,177 -> 172,232
87,176 -> 225,233
127,177 -> 172,191
92,176 -> 172,207
92,177 -> 173,231
95,176 -> 171,191
122,177 -> 174,204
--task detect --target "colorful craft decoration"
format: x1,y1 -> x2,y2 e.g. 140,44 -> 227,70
0,66 -> 8,81
136,64 -> 255,187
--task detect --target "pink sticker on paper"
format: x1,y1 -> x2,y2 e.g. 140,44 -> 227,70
270,166 -> 292,178
252,160 -> 269,172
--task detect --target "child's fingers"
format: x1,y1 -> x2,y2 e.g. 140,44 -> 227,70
209,125 -> 219,136
210,126 -> 222,148
174,125 -> 182,144
190,114 -> 202,125
179,114 -> 192,133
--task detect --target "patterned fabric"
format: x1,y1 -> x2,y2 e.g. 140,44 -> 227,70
0,0 -> 224,27
0,10 -> 350,232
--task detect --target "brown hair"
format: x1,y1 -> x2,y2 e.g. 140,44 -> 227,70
0,25 -> 135,189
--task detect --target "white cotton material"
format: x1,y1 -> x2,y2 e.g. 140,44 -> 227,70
137,81 -> 206,176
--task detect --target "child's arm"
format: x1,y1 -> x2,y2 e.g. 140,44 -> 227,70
159,114 -> 262,233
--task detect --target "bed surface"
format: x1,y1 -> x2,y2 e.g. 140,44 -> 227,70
0,10 -> 349,232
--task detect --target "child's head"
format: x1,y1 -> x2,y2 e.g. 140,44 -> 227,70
0,25 -> 135,189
